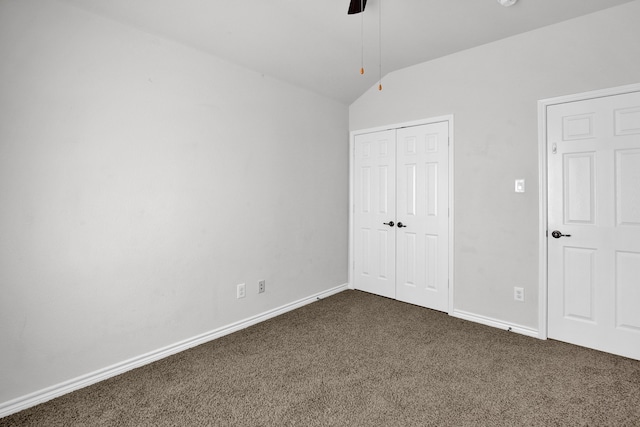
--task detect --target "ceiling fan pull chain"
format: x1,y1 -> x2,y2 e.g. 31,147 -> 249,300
378,0 -> 382,90
360,0 -> 365,74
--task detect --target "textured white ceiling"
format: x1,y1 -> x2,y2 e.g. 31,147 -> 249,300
58,0 -> 635,104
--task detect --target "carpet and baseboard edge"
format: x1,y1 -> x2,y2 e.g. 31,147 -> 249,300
451,309 -> 540,338
0,283 -> 349,419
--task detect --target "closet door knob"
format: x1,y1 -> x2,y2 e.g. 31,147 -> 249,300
383,221 -> 395,227
397,222 -> 407,228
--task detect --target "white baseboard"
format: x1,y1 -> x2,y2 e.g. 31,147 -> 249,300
451,309 -> 541,339
0,284 -> 349,419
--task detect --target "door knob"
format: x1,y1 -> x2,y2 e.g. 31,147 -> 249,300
551,230 -> 571,239
397,222 -> 407,228
383,221 -> 395,227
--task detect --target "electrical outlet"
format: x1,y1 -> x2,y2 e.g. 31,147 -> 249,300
237,283 -> 246,299
514,287 -> 525,302
258,280 -> 265,294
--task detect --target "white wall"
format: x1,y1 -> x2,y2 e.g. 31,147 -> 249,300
350,1 -> 640,330
0,0 -> 348,405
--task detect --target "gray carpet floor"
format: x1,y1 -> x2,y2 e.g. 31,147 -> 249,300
2,289 -> 639,426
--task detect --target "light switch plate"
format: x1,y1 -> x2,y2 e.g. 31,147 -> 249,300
515,179 -> 525,193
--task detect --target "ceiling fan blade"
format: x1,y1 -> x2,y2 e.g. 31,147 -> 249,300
348,0 -> 367,15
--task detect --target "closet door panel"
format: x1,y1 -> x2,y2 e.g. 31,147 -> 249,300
353,130 -> 397,299
396,122 -> 449,311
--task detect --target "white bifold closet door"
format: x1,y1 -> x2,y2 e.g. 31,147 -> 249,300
353,121 -> 449,312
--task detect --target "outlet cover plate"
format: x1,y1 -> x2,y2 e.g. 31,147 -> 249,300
237,283 -> 246,299
514,286 -> 525,302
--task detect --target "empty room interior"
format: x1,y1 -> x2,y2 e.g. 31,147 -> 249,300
1,0 -> 640,424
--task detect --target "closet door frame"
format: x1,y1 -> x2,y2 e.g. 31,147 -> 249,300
348,115 -> 455,314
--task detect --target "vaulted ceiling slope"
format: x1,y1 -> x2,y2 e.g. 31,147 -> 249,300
58,0 -> 634,105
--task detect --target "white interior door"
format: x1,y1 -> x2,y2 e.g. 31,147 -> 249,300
547,91 -> 640,360
396,122 -> 449,311
353,121 -> 450,312
353,130 -> 396,299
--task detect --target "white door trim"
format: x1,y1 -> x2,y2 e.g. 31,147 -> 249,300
348,115 -> 455,314
537,83 -> 640,340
